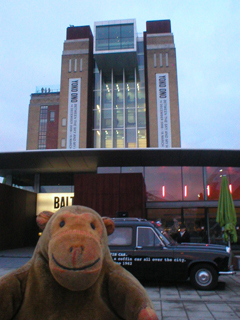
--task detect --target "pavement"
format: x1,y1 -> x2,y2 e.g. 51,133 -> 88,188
0,247 -> 240,319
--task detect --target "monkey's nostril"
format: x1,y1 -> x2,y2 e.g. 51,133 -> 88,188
70,247 -> 73,253
81,246 -> 84,252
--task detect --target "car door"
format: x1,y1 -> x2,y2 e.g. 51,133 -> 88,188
132,226 -> 174,281
108,225 -> 134,274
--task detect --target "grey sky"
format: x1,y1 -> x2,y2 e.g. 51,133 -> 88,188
0,0 -> 239,151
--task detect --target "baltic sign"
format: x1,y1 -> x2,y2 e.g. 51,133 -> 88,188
67,78 -> 81,149
36,193 -> 74,216
155,73 -> 171,148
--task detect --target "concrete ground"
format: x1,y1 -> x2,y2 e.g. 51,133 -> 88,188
0,247 -> 240,320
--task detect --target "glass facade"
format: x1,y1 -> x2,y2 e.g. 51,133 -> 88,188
97,165 -> 240,247
206,167 -> 240,200
96,23 -> 134,51
145,167 -> 182,201
93,39 -> 146,148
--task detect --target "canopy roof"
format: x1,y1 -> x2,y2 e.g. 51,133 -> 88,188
1,148 -> 240,176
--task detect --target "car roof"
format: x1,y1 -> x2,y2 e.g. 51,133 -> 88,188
111,218 -> 153,227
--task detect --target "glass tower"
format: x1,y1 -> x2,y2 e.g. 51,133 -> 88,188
93,20 -> 146,148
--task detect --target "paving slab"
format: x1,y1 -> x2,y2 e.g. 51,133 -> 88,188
1,247 -> 240,319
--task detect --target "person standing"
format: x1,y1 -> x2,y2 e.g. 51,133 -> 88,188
176,224 -> 190,243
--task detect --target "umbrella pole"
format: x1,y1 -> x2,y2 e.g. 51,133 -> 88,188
228,233 -> 231,250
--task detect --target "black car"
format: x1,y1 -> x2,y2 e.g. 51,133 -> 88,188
108,218 -> 235,290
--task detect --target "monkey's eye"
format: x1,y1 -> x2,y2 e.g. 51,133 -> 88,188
60,220 -> 65,228
90,222 -> 95,230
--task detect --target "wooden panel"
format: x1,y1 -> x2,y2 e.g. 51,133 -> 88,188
0,184 -> 38,250
74,173 -> 146,218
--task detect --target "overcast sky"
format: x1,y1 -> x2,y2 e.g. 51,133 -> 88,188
0,0 -> 239,152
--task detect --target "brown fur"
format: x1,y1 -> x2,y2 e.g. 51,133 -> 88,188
0,206 -> 158,319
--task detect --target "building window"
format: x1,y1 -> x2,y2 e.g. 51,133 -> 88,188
74,59 -> 77,72
159,53 -> 163,67
93,40 -> 146,149
69,59 -> 72,72
61,138 -> 66,148
182,167 -> 204,201
145,166 -> 182,201
38,106 -> 48,149
96,23 -> 134,51
49,111 -> 55,122
62,118 -> 67,126
80,58 -> 83,72
154,53 -> 156,68
165,53 -> 169,67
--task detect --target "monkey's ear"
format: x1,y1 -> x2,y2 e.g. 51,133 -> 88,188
102,217 -> 115,235
36,211 -> 54,230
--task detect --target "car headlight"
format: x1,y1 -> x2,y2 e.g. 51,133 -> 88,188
226,246 -> 231,254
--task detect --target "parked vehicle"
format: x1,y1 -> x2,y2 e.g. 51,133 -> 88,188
108,218 -> 235,290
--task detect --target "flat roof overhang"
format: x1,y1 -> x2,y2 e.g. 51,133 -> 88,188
1,148 -> 240,176
94,51 -> 138,74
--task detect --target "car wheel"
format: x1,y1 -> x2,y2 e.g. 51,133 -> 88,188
190,264 -> 218,290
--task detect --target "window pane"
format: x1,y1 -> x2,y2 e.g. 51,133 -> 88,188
109,38 -> 121,50
93,110 -> 100,129
137,227 -> 160,246
206,167 -> 225,200
145,167 -> 182,201
147,208 -> 182,236
96,39 -> 108,51
94,91 -> 100,109
208,208 -> 224,244
182,167 -> 204,201
121,37 -> 134,49
102,110 -> 111,128
113,109 -> 123,128
126,129 -> 136,148
227,167 -> 240,200
93,130 -> 100,148
97,167 -> 121,173
109,25 -> 120,39
121,24 -> 134,38
96,26 -> 108,40
114,73 -> 123,109
137,129 -> 147,148
113,129 -> 124,148
108,227 -> 132,246
183,208 -> 207,243
101,130 -> 112,148
137,108 -> 146,127
122,167 -> 144,174
126,109 -> 135,127
94,72 -> 100,90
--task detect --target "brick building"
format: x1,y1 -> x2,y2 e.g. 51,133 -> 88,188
27,19 -> 180,150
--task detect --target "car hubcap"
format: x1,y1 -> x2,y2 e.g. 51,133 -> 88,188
196,269 -> 212,286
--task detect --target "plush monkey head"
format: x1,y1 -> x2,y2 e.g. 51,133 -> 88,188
36,206 -> 114,291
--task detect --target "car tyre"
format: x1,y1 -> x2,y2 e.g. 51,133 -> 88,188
190,264 -> 218,290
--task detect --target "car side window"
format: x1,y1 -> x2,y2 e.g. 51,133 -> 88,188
137,227 -> 161,247
108,227 -> 132,246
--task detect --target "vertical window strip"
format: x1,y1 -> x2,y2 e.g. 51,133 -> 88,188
159,53 -> 163,67
69,59 -> 72,72
38,106 -> 48,149
165,53 -> 169,67
74,59 -> 77,72
80,58 -> 83,72
154,53 -> 157,68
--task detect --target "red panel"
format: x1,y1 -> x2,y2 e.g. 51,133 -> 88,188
74,173 -> 146,218
146,20 -> 171,34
